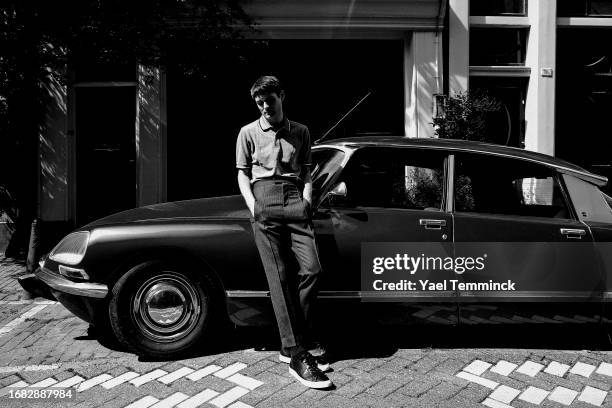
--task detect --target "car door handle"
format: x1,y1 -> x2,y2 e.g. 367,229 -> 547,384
560,228 -> 586,239
419,219 -> 446,230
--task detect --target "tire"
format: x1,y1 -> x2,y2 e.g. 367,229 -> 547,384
108,260 -> 216,358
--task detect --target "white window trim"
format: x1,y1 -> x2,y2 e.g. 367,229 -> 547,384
469,16 -> 530,28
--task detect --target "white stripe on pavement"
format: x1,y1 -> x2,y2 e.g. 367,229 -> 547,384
0,300 -> 56,305
124,395 -> 160,408
209,387 -> 249,408
0,381 -> 28,397
0,304 -> 48,336
0,364 -> 60,373
149,392 -> 190,408
544,361 -> 570,377
77,374 -> 113,392
463,360 -> 492,376
548,386 -> 579,406
519,386 -> 549,405
516,361 -> 544,377
482,397 -> 513,408
101,372 -> 140,389
51,376 -> 85,388
227,373 -> 263,390
569,362 -> 596,378
489,385 -> 520,404
228,402 -> 253,408
186,365 -> 221,381
578,386 -> 607,407
596,362 -> 612,377
489,361 -> 517,377
177,389 -> 219,408
456,371 -> 498,389
214,363 -> 247,379
157,367 -> 194,384
29,378 -> 58,387
130,369 -> 168,387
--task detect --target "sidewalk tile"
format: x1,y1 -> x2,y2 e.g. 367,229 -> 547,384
519,386 -> 549,405
570,362 -> 597,378
544,361 -> 570,377
490,361 -> 517,376
548,386 -> 579,406
516,361 -> 544,377
482,397 -> 513,408
577,386 -> 607,407
463,360 -> 491,376
489,385 -> 521,404
596,362 -> 612,377
456,371 -> 498,389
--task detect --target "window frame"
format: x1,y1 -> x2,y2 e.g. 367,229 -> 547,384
449,152 -> 577,221
333,146 -> 451,212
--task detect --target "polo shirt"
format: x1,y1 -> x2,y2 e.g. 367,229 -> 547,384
236,116 -> 312,183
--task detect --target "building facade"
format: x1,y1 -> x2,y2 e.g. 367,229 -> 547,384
35,0 -> 612,228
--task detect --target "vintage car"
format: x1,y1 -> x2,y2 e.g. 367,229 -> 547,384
35,137 -> 612,357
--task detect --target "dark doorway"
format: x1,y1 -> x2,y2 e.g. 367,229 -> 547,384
556,29 -> 612,194
166,39 -> 405,202
75,86 -> 136,225
470,76 -> 527,148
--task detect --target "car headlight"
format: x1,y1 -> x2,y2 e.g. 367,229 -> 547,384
48,231 -> 90,265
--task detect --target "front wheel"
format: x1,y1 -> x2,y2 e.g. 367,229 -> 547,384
108,260 -> 215,358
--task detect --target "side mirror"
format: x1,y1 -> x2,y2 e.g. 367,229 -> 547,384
330,181 -> 347,197
320,182 -> 347,207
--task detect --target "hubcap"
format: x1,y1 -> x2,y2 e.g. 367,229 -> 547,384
132,272 -> 202,342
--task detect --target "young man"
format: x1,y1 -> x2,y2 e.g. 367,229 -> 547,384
236,76 -> 332,389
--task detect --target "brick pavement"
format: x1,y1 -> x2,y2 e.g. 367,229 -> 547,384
1,256 -> 612,407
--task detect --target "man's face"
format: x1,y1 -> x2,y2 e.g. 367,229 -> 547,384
254,91 -> 284,125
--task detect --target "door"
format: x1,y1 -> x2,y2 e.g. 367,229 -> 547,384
75,86 -> 136,225
313,146 -> 458,324
452,152 -> 603,324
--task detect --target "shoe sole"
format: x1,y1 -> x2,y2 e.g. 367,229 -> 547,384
279,354 -> 330,372
289,367 -> 332,389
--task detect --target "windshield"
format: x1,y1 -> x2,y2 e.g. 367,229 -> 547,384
311,148 -> 346,201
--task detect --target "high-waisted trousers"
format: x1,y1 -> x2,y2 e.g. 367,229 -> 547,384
250,178 -> 322,348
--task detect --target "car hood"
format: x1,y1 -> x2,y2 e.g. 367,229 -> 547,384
83,195 -> 249,228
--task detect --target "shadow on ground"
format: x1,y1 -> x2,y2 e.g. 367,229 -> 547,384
129,307 -> 612,362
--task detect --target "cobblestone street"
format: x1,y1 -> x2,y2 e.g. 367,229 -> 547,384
1,256 -> 612,408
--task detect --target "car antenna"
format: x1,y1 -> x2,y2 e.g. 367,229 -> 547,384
314,91 -> 371,145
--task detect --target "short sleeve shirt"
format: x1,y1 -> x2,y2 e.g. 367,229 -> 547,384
236,116 -> 312,183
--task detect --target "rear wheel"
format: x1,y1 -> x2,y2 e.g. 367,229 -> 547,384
108,260 -> 216,358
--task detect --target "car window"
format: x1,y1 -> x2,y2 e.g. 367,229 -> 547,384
339,147 -> 445,210
455,153 -> 571,219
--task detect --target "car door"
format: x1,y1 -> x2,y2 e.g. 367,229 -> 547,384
313,146 -> 458,323
451,152 -> 604,325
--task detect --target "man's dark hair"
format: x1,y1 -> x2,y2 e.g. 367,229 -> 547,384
250,76 -> 283,99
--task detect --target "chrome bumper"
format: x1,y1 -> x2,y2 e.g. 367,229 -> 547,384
35,266 -> 108,299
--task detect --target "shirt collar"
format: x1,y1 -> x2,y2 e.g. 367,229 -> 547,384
259,115 -> 290,133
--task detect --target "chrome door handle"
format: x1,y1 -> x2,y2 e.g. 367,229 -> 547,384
560,228 -> 586,239
420,219 -> 446,230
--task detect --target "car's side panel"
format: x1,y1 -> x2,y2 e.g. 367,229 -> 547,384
82,220 -> 266,292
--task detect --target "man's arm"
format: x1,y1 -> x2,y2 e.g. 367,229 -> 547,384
237,169 -> 255,217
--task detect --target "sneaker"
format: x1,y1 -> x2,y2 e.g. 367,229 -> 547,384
279,347 -> 330,372
289,351 -> 332,389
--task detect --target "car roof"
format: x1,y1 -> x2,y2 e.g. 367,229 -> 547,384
315,136 -> 608,187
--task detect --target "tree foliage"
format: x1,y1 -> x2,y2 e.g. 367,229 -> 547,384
0,1 -> 255,253
432,91 -> 502,142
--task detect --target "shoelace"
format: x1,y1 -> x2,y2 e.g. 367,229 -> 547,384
302,353 -> 324,376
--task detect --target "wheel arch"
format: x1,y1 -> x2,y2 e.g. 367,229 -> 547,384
103,246 -> 229,321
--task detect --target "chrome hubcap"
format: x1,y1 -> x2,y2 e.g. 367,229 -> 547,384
132,273 -> 201,342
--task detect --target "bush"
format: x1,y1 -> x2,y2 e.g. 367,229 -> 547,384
432,91 -> 502,142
